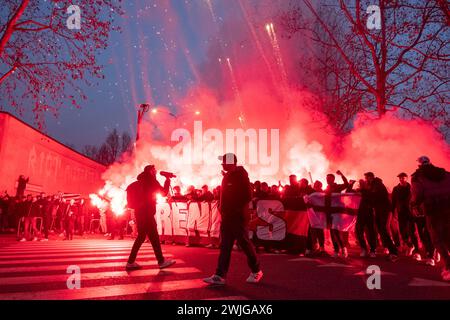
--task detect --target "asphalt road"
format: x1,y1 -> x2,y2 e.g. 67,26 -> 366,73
0,234 -> 448,300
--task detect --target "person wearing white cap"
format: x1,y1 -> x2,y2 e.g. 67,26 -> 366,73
411,156 -> 450,281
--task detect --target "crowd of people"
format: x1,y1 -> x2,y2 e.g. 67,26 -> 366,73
1,155 -> 448,281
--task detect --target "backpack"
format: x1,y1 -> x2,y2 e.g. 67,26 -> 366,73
126,181 -> 143,210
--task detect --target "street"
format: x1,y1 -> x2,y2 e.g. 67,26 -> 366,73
0,234 -> 448,300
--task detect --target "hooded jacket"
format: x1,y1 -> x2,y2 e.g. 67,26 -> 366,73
411,164 -> 450,214
130,171 -> 170,215
219,166 -> 252,221
368,177 -> 391,210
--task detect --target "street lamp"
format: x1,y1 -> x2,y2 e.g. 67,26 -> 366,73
136,103 -> 150,142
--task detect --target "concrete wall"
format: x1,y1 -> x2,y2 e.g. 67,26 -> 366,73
0,112 -> 106,196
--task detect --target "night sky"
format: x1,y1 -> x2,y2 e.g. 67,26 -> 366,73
4,0 -> 267,150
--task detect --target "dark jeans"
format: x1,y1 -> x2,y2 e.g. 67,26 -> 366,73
306,227 -> 325,250
426,212 -> 450,269
127,212 -> 164,264
330,229 -> 348,252
355,209 -> 377,252
65,216 -> 75,240
398,210 -> 419,250
374,208 -> 398,255
43,214 -> 52,239
216,220 -> 260,278
415,216 -> 434,258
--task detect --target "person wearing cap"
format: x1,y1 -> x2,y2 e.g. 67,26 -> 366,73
125,165 -> 176,271
203,153 -> 262,285
411,156 -> 450,281
392,172 -> 420,257
364,172 -> 399,261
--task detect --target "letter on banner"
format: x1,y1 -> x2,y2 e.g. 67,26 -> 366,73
209,201 -> 221,238
186,202 -> 200,236
198,202 -> 211,236
156,202 -> 172,236
171,202 -> 188,236
256,200 -> 286,241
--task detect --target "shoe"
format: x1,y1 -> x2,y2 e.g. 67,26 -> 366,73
369,251 -> 377,258
32,237 -> 38,241
107,237 -> 114,240
305,249 -> 312,256
341,247 -> 348,258
442,269 -> 450,281
333,251 -> 339,258
425,258 -> 435,267
19,238 -> 26,242
159,259 -> 176,269
40,238 -> 48,242
203,274 -> 226,285
125,262 -> 142,271
246,270 -> 263,283
383,248 -> 390,255
406,246 -> 415,257
360,249 -> 368,258
389,254 -> 399,262
413,253 -> 422,261
434,250 -> 441,263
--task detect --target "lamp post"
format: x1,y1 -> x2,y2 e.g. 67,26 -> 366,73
136,103 -> 150,142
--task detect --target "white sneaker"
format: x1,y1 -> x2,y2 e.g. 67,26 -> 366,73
360,249 -> 368,258
406,246 -> 415,257
383,248 -> 390,255
341,247 -> 348,258
125,262 -> 142,271
433,250 -> 441,263
203,274 -> 225,285
159,259 -> 176,269
369,252 -> 377,258
441,269 -> 450,281
19,238 -> 26,242
413,253 -> 422,261
389,254 -> 399,262
32,237 -> 38,241
246,271 -> 263,283
40,238 -> 48,242
425,258 -> 435,267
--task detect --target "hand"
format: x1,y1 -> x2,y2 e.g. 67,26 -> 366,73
336,170 -> 343,176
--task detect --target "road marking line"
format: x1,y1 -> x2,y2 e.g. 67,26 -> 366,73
0,278 -> 206,300
0,254 -> 174,266
408,277 -> 450,287
0,266 -> 200,286
0,259 -> 185,273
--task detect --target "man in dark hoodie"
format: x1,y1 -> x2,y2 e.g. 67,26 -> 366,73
203,153 -> 262,285
364,172 -> 399,260
125,165 -> 176,271
411,156 -> 450,281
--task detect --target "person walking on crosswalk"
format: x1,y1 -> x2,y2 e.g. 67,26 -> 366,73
125,165 -> 176,271
203,153 -> 262,285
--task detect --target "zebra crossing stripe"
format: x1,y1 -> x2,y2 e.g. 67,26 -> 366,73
0,266 -> 200,286
0,278 -> 207,300
0,253 -> 174,265
0,259 -> 185,273
0,250 -> 160,259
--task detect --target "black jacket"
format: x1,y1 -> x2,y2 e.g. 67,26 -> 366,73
219,166 -> 252,221
391,183 -> 411,214
368,177 -> 391,210
135,171 -> 170,215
